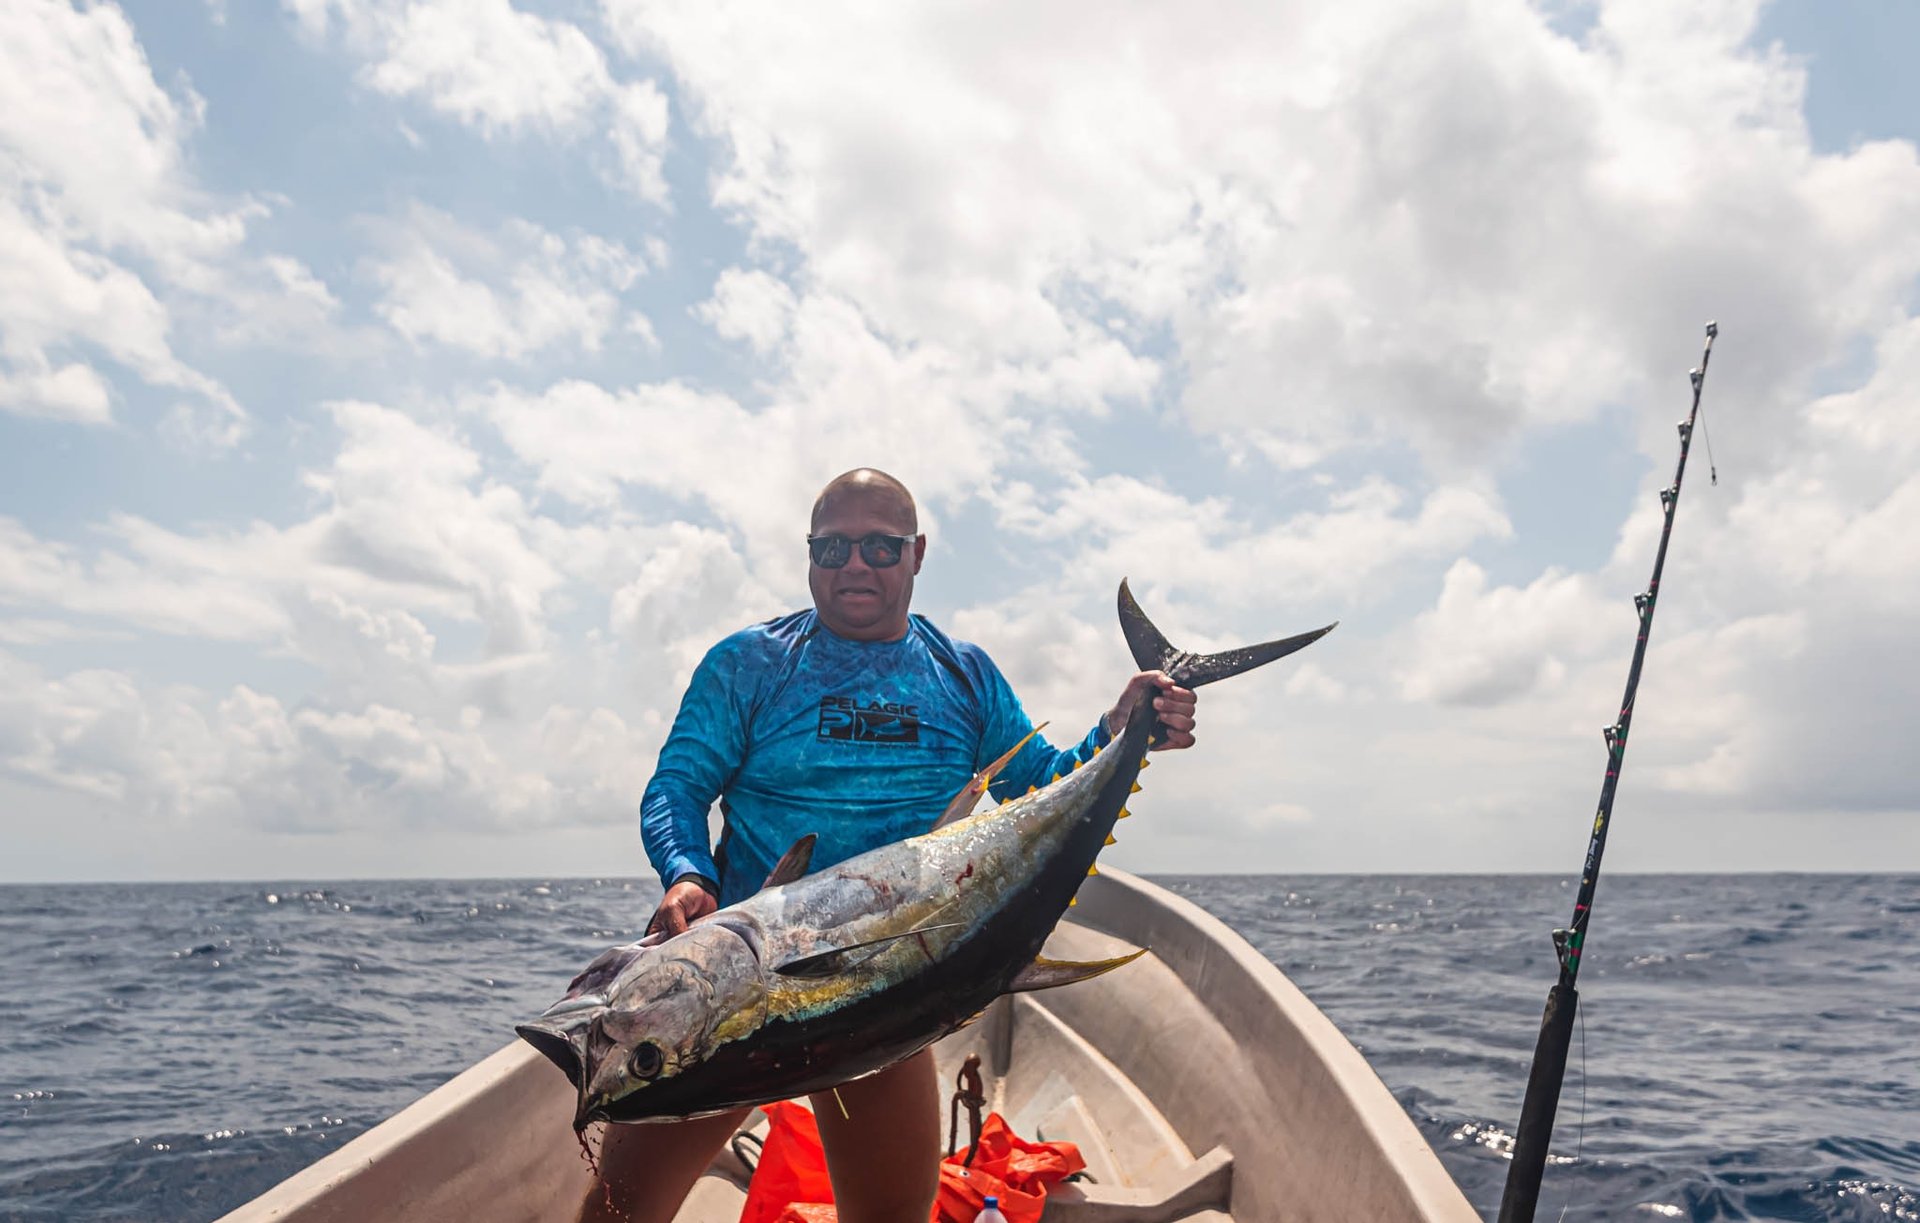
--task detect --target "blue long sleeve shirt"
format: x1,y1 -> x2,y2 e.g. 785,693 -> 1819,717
640,610 -> 1111,906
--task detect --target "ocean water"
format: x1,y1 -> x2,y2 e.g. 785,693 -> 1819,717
1,874 -> 1914,1222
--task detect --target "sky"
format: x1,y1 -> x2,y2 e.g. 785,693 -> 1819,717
3,0 -> 1919,883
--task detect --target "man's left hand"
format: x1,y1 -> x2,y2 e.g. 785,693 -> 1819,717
1104,670 -> 1198,750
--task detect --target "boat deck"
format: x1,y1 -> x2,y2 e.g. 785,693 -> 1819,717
676,923 -> 1237,1221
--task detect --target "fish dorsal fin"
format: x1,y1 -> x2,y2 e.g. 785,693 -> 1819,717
763,834 -> 817,888
932,722 -> 1048,831
1005,949 -> 1147,994
772,922 -> 965,979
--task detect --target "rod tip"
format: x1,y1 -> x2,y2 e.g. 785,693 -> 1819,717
1705,321 -> 1718,337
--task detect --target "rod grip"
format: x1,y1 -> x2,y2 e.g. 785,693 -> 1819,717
1498,983 -> 1580,1223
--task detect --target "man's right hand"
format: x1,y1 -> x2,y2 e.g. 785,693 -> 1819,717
647,878 -> 718,937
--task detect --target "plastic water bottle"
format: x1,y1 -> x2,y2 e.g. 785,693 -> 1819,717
972,1195 -> 1008,1223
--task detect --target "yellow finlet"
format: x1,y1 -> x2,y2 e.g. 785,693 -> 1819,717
1139,758 -> 1152,769
1050,773 -> 1060,784
1104,834 -> 1117,846
1118,807 -> 1131,819
1072,759 -> 1082,770
1087,864 -> 1099,876
1129,783 -> 1142,794
1068,897 -> 1078,907
1027,785 -> 1037,795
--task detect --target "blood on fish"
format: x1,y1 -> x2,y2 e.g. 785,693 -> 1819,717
954,862 -> 974,886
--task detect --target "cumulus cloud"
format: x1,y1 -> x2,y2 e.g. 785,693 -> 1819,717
988,473 -> 1512,614
0,649 -> 657,833
475,278 -> 1147,565
290,0 -> 673,204
698,267 -> 798,355
0,401 -> 568,661
1399,560 -> 1606,707
1383,298 -> 1920,825
0,361 -> 114,426
361,0 -> 609,135
0,392 -> 713,841
0,0 -> 355,441
365,206 -> 651,359
609,0 -> 1920,471
609,521 -> 785,686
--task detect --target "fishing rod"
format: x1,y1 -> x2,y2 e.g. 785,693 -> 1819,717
1497,321 -> 1719,1223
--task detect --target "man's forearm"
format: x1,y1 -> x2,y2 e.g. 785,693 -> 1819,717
640,780 -> 721,894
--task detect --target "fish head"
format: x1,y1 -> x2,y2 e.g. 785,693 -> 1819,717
572,920 -> 766,1127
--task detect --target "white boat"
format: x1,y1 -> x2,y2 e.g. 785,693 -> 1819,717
217,867 -> 1478,1222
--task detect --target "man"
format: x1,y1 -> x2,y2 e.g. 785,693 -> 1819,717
578,469 -> 1198,1223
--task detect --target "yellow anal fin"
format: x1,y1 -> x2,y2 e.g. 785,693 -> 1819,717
1004,949 -> 1147,994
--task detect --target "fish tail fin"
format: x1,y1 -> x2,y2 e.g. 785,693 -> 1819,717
1118,578 -> 1335,688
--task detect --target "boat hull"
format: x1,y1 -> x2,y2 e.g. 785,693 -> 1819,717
217,868 -> 1475,1223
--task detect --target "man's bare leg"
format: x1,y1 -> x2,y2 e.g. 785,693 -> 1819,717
575,1106 -> 751,1223
810,1049 -> 942,1223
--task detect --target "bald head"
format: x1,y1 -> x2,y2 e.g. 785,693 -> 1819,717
810,469 -> 918,534
806,469 -> 925,641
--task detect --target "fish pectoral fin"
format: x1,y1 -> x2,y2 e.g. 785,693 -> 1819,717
772,922 -> 966,979
932,722 -> 1050,831
762,834 -> 818,888
1004,949 -> 1148,994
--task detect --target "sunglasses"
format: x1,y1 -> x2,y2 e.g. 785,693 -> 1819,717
806,532 -> 918,569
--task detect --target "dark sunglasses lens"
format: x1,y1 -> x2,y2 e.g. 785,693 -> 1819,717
808,536 -> 852,567
858,534 -> 905,568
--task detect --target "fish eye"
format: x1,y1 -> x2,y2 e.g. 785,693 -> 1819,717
628,1041 -> 665,1080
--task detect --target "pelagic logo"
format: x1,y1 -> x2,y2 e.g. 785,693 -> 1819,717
818,695 -> 920,746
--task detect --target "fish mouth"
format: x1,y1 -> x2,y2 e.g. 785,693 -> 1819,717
573,1094 -> 608,1132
